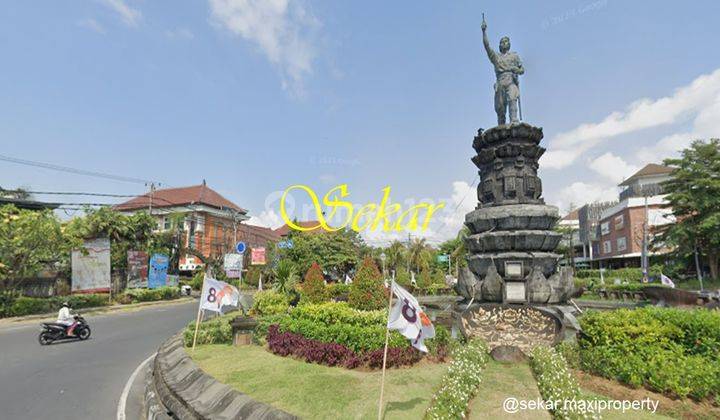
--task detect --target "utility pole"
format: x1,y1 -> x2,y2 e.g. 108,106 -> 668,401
148,183 -> 155,215
641,195 -> 649,283
694,242 -> 704,291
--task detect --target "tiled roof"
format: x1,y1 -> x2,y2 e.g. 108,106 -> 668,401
239,223 -> 282,246
273,221 -> 323,236
561,208 -> 580,221
619,164 -> 674,186
114,184 -> 246,213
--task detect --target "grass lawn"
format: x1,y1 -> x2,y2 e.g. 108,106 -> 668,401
191,344 -> 448,420
468,360 -> 550,419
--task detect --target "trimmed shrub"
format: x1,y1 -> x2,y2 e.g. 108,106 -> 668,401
579,307 -> 720,400
425,338 -> 489,419
119,286 -> 180,303
251,290 -> 290,316
348,257 -> 387,311
182,313 -> 235,346
4,293 -> 111,317
531,346 -> 599,419
327,283 -> 350,300
301,262 -> 328,304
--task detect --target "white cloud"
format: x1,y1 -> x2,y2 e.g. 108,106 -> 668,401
542,68 -> 720,169
208,0 -> 319,95
588,152 -> 639,184
100,0 -> 141,26
165,28 -> 195,40
77,18 -> 106,34
318,173 -> 336,185
555,181 -> 618,212
246,208 -> 284,229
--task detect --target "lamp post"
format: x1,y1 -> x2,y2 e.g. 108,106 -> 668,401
380,252 -> 387,279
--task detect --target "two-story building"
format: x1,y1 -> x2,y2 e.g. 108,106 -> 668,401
114,182 -> 279,272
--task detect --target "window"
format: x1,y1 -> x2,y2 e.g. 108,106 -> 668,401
163,217 -> 172,230
617,237 -> 627,252
603,240 -> 612,254
614,214 -> 624,230
600,221 -> 610,236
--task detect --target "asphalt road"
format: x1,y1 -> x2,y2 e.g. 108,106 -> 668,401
0,300 -> 197,420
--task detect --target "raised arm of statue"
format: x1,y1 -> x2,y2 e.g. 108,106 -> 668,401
481,21 -> 497,66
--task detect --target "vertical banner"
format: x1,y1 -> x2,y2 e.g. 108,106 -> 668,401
251,247 -> 266,265
72,238 -> 111,293
148,253 -> 169,289
224,253 -> 243,278
127,250 -> 149,288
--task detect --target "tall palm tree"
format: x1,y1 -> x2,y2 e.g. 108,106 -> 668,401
407,237 -> 432,273
385,240 -> 406,273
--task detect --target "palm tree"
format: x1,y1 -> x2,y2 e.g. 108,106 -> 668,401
407,237 -> 432,273
385,240 -> 406,273
272,260 -> 298,295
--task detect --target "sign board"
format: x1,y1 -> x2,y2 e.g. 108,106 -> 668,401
277,239 -> 293,249
504,282 -> 526,303
505,261 -> 524,279
251,247 -> 266,265
148,254 -> 169,289
127,250 -> 148,288
224,253 -> 243,278
72,238 -> 111,293
235,242 -> 247,254
166,274 -> 179,287
437,255 -> 449,263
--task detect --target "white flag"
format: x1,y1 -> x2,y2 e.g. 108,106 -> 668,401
200,275 -> 240,313
344,274 -> 353,285
387,281 -> 435,353
660,273 -> 676,288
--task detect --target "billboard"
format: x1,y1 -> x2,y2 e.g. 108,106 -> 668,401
148,253 -> 169,289
72,238 -> 111,293
127,250 -> 148,288
251,247 -> 266,265
224,253 -> 243,278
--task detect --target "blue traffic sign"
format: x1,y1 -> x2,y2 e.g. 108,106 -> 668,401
278,239 -> 294,249
235,241 -> 247,254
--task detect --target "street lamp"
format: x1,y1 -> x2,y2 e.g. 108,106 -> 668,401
380,252 -> 387,279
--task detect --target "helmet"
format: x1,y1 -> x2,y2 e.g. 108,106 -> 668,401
62,302 -> 69,308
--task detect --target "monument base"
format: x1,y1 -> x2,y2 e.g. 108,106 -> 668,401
452,302 -> 580,359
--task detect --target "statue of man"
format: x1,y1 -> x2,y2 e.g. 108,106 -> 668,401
482,18 -> 524,125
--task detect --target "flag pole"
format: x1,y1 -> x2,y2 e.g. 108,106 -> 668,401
191,273 -> 207,353
377,281 -> 394,420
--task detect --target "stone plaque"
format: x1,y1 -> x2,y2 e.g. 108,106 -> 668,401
505,261 -> 523,279
505,282 -> 526,303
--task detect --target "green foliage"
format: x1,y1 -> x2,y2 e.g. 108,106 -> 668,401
348,257 -> 387,311
530,346 -> 599,419
3,293 -> 110,317
190,270 -> 204,290
183,313 -> 235,346
251,290 -> 290,316
659,139 -> 720,279
272,259 -> 298,295
301,262 -> 328,304
555,341 -> 580,369
280,228 -> 363,278
119,286 -> 180,303
326,283 -> 349,300
575,267 -> 661,282
0,205 -> 73,282
579,307 -> 720,399
275,302 -> 407,352
425,338 -> 489,419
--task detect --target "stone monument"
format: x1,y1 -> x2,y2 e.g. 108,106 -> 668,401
453,17 -> 579,357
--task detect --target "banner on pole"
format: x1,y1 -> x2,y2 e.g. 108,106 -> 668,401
127,250 -> 148,288
387,281 -> 435,352
251,247 -> 266,265
72,238 -> 111,293
224,253 -> 243,278
148,253 -> 169,289
200,275 -> 240,313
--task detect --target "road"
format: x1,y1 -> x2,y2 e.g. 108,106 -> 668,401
0,300 -> 197,420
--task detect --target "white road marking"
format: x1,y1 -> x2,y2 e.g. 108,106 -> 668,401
117,353 -> 155,420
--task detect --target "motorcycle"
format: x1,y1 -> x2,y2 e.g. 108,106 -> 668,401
38,314 -> 91,345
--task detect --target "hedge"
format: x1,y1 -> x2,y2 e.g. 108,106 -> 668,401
2,292 -> 111,317
250,290 -> 290,316
579,307 -> 720,400
575,267 -> 661,282
182,313 -> 235,346
118,286 -> 180,303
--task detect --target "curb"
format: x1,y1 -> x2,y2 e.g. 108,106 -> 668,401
0,297 -> 196,325
150,334 -> 297,420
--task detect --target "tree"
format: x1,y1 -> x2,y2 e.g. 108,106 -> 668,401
282,228 -> 363,279
0,205 -> 74,287
384,240 -> 406,273
406,237 -> 433,273
348,256 -> 387,310
272,259 -> 298,295
302,261 -> 328,303
658,139 -> 720,279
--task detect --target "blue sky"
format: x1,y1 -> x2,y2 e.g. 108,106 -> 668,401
2,0 -> 719,245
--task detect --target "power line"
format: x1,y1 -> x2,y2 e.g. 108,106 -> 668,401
2,189 -> 137,198
0,153 -> 160,185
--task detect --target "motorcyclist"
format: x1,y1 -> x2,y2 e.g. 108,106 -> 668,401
56,302 -> 76,336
